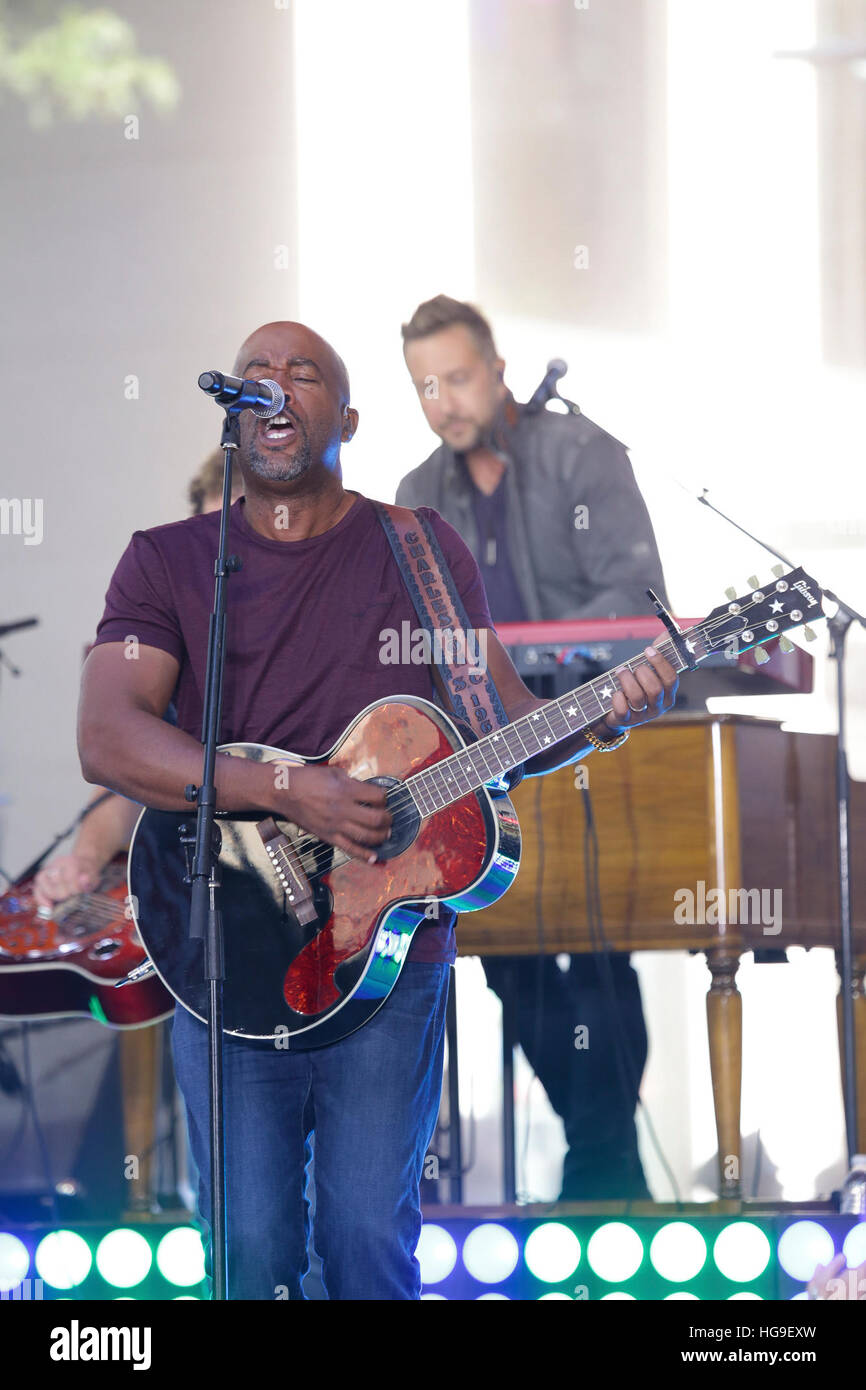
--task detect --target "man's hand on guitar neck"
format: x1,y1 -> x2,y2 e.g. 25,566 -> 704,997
598,645 -> 679,736
475,631 -> 679,776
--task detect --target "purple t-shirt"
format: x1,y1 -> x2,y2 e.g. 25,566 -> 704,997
93,493 -> 493,963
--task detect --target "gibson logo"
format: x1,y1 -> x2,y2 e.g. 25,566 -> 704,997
792,579 -> 818,608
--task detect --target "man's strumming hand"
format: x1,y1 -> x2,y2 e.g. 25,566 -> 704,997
272,763 -> 392,864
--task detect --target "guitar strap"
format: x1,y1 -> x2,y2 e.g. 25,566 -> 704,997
373,501 -> 511,742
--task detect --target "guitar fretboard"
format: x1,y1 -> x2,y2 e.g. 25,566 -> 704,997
405,629 -> 705,817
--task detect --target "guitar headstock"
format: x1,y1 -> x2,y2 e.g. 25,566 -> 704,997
692,566 -> 824,664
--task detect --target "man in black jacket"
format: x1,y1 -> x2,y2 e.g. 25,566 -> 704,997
397,294 -> 669,1200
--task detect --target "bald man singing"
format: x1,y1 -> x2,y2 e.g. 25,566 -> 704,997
77,321 -> 677,1299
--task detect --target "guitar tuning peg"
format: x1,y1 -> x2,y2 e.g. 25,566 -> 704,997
778,635 -> 794,654
753,646 -> 771,665
748,575 -> 760,590
803,626 -> 817,642
771,564 -> 785,578
725,587 -> 737,600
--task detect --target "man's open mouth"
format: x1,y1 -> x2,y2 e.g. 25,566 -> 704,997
260,414 -> 298,445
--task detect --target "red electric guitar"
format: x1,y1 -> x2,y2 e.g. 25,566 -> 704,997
0,855 -> 173,1029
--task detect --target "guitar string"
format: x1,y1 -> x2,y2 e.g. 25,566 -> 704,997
283,600 -> 784,859
270,602 -> 799,880
276,605 -> 798,877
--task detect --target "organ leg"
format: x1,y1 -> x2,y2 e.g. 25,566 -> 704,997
705,948 -> 743,1198
118,1021 -> 163,1214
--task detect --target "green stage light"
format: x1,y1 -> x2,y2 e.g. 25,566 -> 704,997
728,1291 -> 763,1299
601,1292 -> 636,1300
464,1223 -> 520,1283
0,1233 -> 30,1291
417,1223 -> 458,1284
156,1227 -> 206,1287
524,1223 -> 581,1283
586,1223 -> 643,1282
650,1222 -> 707,1283
665,1291 -> 700,1299
35,1230 -> 92,1290
95,1229 -> 153,1288
713,1222 -> 771,1282
537,1292 -> 572,1300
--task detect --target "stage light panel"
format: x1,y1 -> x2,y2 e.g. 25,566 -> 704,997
842,1222 -> 866,1269
95,1229 -> 153,1288
524,1222 -> 581,1283
463,1222 -> 520,1283
416,1224 -> 458,1284
650,1222 -> 707,1282
155,1227 -> 206,1287
586,1222 -> 643,1282
0,1233 -> 30,1291
35,1230 -> 92,1289
777,1220 -> 834,1281
713,1222 -> 771,1282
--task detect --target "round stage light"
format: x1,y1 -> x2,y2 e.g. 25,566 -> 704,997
0,1234 -> 30,1292
777,1221 -> 834,1282
463,1223 -> 520,1284
524,1223 -> 581,1284
728,1292 -> 763,1300
650,1223 -> 707,1283
601,1292 -> 636,1300
95,1229 -> 153,1288
416,1224 -> 458,1285
35,1230 -> 92,1289
713,1223 -> 771,1283
155,1227 -> 206,1287
586,1223 -> 643,1282
420,1292 -> 447,1300
537,1292 -> 572,1300
842,1223 -> 866,1271
477,1292 -> 510,1300
665,1291 -> 699,1300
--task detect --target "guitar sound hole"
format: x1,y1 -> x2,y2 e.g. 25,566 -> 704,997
365,776 -> 421,861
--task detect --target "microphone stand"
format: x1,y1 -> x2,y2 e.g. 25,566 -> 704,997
694,489 -> 863,1167
184,407 -> 242,1301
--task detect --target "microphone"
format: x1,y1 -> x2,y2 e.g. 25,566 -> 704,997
524,359 -> 568,413
198,371 -> 286,418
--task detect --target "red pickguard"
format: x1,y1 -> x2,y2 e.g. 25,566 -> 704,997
282,700 -> 487,1014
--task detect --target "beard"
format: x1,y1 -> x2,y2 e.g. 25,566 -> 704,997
244,429 -> 313,483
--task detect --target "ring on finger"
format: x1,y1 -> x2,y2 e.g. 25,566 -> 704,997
628,701 -> 648,714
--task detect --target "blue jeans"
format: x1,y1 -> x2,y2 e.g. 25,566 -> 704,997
171,960 -> 450,1300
